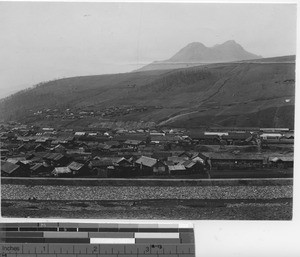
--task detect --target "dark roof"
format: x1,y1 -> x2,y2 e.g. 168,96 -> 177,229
208,127 -> 260,131
182,160 -> 198,168
18,143 -> 35,151
30,156 -> 44,163
164,161 -> 174,166
118,152 -> 142,158
188,132 -> 220,139
150,135 -> 180,142
56,136 -> 75,142
31,163 -> 46,171
262,138 -> 294,144
43,153 -> 65,161
1,161 -> 20,174
179,151 -> 199,159
31,151 -> 49,158
152,151 -> 173,159
222,132 -> 252,140
35,144 -> 47,150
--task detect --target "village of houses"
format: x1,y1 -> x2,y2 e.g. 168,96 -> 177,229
0,121 -> 294,179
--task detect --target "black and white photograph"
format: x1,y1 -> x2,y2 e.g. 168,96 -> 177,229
0,1 -> 297,220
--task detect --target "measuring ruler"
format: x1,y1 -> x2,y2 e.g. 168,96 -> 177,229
0,223 -> 195,257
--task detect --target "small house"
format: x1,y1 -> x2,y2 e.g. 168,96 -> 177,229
30,163 -> 50,176
168,164 -> 186,175
123,140 -> 142,149
43,153 -> 69,166
67,161 -> 89,176
116,157 -> 132,167
135,156 -> 157,175
52,167 -> 73,177
104,141 -> 120,149
89,158 -> 116,177
1,161 -> 28,177
183,159 -> 204,174
269,156 -> 294,168
153,160 -> 168,175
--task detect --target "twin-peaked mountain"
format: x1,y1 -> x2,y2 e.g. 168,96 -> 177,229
138,40 -> 262,71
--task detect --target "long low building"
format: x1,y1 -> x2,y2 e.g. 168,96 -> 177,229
199,152 -> 294,170
199,152 -> 266,170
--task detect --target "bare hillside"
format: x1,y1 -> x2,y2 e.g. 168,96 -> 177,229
0,56 -> 295,129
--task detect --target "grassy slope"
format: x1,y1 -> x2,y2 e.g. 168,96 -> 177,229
0,56 -> 295,128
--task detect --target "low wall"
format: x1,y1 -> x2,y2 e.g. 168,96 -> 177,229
1,177 -> 293,187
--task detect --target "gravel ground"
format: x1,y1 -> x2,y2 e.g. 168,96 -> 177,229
1,185 -> 293,201
2,184 -> 292,220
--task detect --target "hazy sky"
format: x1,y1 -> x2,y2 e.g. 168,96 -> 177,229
0,2 -> 297,98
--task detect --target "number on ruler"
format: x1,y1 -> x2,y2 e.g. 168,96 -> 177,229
92,246 -> 97,253
145,246 -> 150,253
